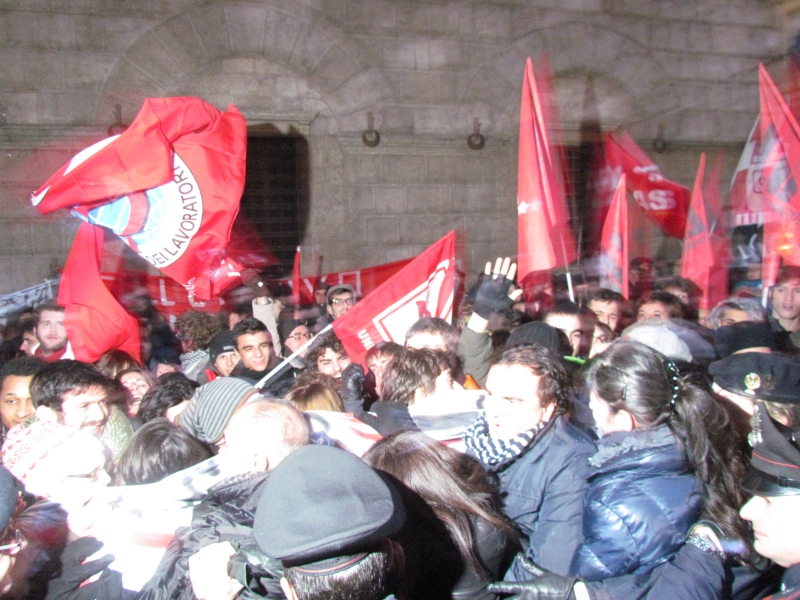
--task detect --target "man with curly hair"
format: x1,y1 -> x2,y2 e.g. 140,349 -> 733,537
462,344 -> 595,579
175,311 -> 222,382
306,334 -> 351,382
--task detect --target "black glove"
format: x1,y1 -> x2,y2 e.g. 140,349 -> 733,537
45,537 -> 132,600
341,362 -> 366,411
228,543 -> 284,597
473,272 -> 514,319
488,556 -> 577,600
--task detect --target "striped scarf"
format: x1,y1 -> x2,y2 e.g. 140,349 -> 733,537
463,412 -> 548,471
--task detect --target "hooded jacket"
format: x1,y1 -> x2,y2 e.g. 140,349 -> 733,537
571,424 -> 702,581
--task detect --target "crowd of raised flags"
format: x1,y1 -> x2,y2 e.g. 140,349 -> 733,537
0,59 -> 788,376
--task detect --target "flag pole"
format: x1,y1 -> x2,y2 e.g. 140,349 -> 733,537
255,323 -> 333,389
559,233 -> 575,303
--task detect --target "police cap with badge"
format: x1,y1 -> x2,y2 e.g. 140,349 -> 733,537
252,444 -> 406,572
744,402 -> 800,496
708,352 -> 800,403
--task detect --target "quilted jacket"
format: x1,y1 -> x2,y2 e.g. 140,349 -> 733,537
570,424 -> 702,581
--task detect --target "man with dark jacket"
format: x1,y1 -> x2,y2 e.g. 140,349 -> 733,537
229,318 -> 296,397
463,344 -> 595,579
138,401 -> 310,600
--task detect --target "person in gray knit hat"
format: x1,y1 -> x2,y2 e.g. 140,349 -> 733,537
177,378 -> 261,445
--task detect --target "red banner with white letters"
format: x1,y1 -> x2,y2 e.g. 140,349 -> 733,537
332,231 -> 456,366
605,131 -> 690,238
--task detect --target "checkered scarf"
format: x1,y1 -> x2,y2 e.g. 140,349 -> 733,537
463,412 -> 548,471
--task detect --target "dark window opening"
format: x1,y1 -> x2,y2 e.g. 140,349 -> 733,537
231,129 -> 310,278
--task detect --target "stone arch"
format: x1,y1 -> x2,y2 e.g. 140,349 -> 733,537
98,0 -> 392,133
454,21 -> 673,140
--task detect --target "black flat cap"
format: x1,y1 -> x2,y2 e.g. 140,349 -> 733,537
743,403 -> 800,496
708,352 -> 800,404
253,445 -> 406,567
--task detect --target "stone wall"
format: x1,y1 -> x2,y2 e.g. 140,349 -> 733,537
0,0 -> 787,293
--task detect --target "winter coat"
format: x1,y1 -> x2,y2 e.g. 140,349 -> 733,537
137,471 -> 283,600
585,543 -> 724,600
767,563 -> 800,599
489,415 -> 596,579
584,543 -> 781,600
451,515 -> 514,600
357,400 -> 420,437
571,424 -> 702,581
229,360 -> 297,398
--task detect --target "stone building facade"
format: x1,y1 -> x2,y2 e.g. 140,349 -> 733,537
0,0 -> 789,294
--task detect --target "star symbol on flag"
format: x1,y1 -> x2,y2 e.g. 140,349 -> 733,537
518,201 -> 530,215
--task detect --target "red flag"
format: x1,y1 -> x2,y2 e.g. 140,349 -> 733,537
758,64 -> 800,274
681,154 -> 716,309
704,152 -> 730,306
600,174 -> 629,299
33,97 -> 247,301
58,222 -> 140,362
292,246 -> 301,308
517,58 -> 577,280
605,131 -> 690,238
332,231 -> 455,366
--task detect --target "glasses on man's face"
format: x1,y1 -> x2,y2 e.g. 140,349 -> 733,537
330,298 -> 354,307
288,332 -> 313,341
0,529 -> 24,556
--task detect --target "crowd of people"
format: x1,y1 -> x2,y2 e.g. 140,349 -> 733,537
0,256 -> 796,600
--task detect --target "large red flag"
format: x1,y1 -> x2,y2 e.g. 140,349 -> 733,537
331,231 -> 455,366
58,222 -> 140,362
681,154 -> 716,309
758,63 -> 800,279
33,97 -> 247,300
600,174 -> 629,299
605,131 -> 690,238
517,58 -> 577,281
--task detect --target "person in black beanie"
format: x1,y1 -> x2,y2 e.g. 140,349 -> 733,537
713,321 -> 778,359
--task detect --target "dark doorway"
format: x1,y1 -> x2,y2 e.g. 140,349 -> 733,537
231,128 -> 310,277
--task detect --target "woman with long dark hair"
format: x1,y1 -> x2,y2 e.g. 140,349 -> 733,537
363,430 -> 518,600
572,339 -> 752,581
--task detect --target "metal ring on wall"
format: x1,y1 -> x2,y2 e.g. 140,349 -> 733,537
467,132 -> 485,150
362,129 -> 381,147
